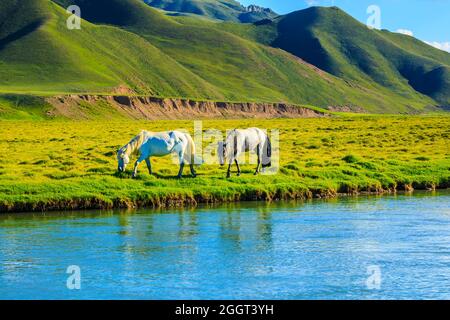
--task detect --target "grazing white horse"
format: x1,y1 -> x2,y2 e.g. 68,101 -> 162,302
117,130 -> 198,179
218,128 -> 272,178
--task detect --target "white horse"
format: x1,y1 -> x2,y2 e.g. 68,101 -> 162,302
218,128 -> 272,178
117,130 -> 198,179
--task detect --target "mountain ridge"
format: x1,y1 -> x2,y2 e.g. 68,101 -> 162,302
143,0 -> 278,23
233,6 -> 450,108
0,0 -> 448,116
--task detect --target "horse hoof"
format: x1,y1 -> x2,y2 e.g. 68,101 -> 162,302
192,174 -> 197,178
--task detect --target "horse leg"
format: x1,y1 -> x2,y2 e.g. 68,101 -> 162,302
254,145 -> 261,175
177,152 -> 185,179
145,158 -> 152,175
190,164 -> 197,177
226,162 -> 232,178
177,163 -> 185,179
132,160 -> 142,178
132,153 -> 148,178
235,159 -> 241,176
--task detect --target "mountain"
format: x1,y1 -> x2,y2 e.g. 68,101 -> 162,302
270,7 -> 450,109
0,0 -> 218,96
0,0 -> 449,114
143,0 -> 278,23
236,6 -> 450,110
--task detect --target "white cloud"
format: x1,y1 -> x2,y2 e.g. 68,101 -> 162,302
304,0 -> 338,8
305,0 -> 319,6
425,41 -> 450,53
396,29 -> 414,37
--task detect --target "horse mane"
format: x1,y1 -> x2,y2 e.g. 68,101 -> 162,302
120,130 -> 151,156
225,129 -> 238,145
224,129 -> 239,158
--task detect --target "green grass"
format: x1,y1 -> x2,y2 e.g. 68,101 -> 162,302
0,95 -> 53,120
1,1 -> 449,114
0,0 -> 220,97
0,116 -> 448,212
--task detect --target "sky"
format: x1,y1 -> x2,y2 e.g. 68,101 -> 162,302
239,0 -> 450,52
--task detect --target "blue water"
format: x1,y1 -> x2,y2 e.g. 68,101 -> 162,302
0,191 -> 449,300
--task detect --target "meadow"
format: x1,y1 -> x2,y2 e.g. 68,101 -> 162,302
0,116 -> 449,212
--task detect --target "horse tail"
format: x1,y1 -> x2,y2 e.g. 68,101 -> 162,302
262,134 -> 272,168
233,132 -> 239,158
184,133 -> 199,165
267,136 -> 272,158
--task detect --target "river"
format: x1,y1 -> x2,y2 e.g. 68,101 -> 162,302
1,191 -> 449,299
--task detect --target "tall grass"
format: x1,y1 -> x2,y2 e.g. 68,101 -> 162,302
0,116 -> 448,212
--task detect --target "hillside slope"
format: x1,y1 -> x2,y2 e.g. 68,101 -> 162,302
0,0 -> 220,96
0,1 -> 448,114
263,7 -> 450,109
48,0 -> 441,113
0,0 -> 405,111
143,0 -> 277,23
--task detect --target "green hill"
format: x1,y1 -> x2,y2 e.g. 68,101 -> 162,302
0,0 -> 219,96
261,7 -> 450,109
143,0 -> 278,23
0,1 -> 449,115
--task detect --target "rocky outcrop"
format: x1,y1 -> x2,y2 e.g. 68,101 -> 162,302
46,95 -> 327,120
245,5 -> 275,14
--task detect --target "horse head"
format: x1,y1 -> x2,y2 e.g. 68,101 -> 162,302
117,149 -> 130,172
217,141 -> 228,166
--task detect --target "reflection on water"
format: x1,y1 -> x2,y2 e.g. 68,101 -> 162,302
0,191 -> 450,300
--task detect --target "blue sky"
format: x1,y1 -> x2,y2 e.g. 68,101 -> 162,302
240,0 -> 450,51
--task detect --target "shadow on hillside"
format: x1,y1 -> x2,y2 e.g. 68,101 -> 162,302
0,20 -> 44,51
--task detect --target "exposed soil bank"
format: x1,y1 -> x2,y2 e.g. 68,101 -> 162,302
1,184 -> 447,214
46,95 -> 327,120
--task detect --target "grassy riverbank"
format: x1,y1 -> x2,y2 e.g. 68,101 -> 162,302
0,116 -> 449,212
